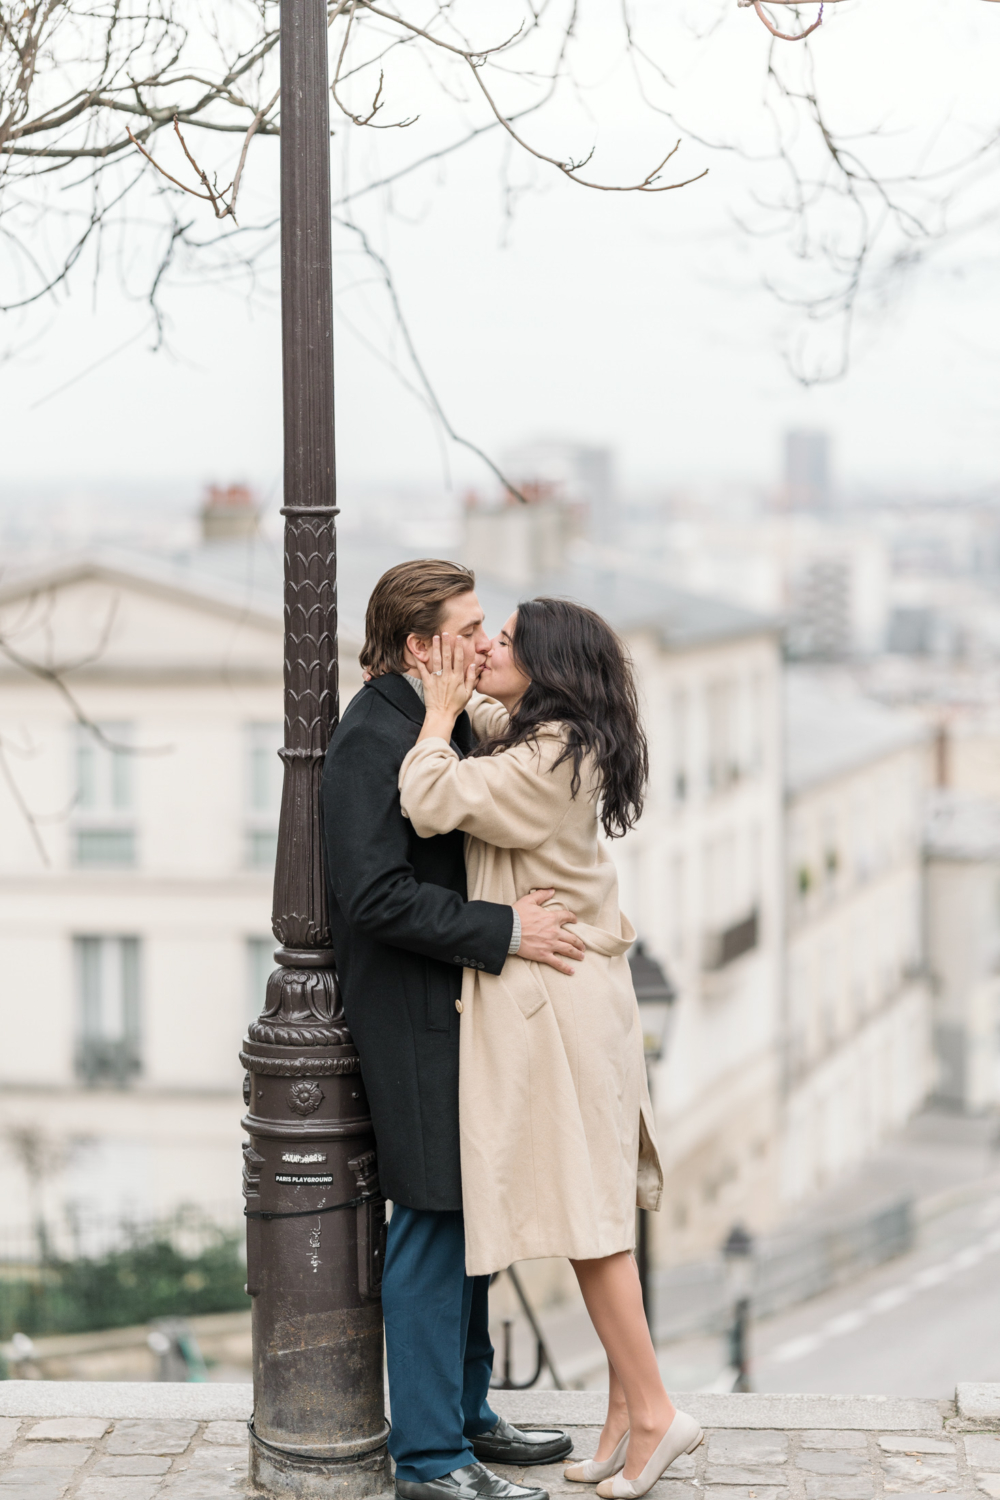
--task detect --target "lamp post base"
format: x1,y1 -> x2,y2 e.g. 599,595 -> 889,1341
249,1429 -> 391,1500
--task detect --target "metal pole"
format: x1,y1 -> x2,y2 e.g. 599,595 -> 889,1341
729,1298 -> 750,1393
636,1207 -> 651,1328
722,1225 -> 754,1396
240,0 -> 390,1492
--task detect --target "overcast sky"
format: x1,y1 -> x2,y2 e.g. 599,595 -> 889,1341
2,0 -> 998,508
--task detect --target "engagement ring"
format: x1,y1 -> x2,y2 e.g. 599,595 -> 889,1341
434,670 -> 443,676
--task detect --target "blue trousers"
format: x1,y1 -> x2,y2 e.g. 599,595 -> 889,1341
382,1204 -> 497,1483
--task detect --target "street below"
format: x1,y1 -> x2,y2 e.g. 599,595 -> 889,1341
644,1188 -> 1000,1399
751,1187 -> 1000,1397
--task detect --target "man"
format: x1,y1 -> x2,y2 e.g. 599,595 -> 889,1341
322,560 -> 583,1500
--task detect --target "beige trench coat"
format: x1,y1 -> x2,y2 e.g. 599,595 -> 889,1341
398,696 -> 663,1277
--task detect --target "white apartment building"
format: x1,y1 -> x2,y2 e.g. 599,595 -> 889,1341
781,672 -> 933,1204
925,793 -> 1000,1114
0,543 -> 363,1243
621,618 -> 784,1264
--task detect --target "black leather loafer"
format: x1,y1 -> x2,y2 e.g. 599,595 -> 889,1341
395,1462 -> 549,1500
472,1417 -> 573,1467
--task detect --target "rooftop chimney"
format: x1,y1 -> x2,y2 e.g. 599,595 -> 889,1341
199,483 -> 259,542
463,489 -> 574,588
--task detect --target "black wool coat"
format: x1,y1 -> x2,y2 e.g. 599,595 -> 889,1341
321,673 -> 513,1211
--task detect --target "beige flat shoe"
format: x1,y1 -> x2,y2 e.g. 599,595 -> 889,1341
595,1411 -> 704,1499
565,1431 -> 630,1483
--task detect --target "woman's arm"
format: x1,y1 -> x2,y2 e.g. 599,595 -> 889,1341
399,730 -> 572,850
468,691 -> 510,743
322,706 -> 514,970
403,632 -> 570,848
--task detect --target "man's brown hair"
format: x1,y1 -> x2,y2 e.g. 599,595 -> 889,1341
360,559 -> 476,678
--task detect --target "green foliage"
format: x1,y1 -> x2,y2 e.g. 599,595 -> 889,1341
0,1234 -> 248,1341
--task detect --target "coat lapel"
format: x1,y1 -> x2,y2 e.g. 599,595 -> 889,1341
368,673 -> 472,757
369,672 -> 425,726
452,710 -> 474,757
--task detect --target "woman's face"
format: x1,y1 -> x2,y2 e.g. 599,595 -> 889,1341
479,610 -> 531,710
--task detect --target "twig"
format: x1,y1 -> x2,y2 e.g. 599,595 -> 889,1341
126,119 -> 230,213
28,324 -> 152,409
227,87 -> 280,219
170,114 -> 232,215
354,0 -> 709,192
0,634 -> 171,755
330,1 -> 414,127
0,739 -> 51,867
751,1 -> 824,42
333,214 -> 528,500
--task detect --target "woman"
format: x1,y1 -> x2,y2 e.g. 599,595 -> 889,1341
397,598 -> 702,1500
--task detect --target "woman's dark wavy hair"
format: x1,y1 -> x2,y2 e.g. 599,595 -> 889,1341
474,597 -> 648,839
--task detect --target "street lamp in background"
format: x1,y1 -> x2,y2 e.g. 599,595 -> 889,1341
628,942 -> 677,1332
722,1224 -> 755,1392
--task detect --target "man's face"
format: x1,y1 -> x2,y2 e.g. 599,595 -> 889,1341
405,590 -> 492,677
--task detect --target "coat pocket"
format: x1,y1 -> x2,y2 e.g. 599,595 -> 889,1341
511,967 -> 549,1021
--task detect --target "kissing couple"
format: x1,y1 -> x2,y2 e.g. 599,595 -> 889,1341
321,560 -> 702,1500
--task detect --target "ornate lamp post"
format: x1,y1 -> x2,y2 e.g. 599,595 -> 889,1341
239,0 -> 390,1494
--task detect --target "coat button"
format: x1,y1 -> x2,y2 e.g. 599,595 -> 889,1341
455,999 -> 464,1013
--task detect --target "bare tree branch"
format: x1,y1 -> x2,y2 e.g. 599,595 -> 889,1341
750,2 -> 825,44
0,736 -> 52,866
333,211 -> 529,499
3,0 -> 998,404
0,593 -> 170,752
0,590 -> 172,860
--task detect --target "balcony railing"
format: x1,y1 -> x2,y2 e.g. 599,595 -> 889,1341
702,908 -> 759,972
72,827 -> 136,867
75,1037 -> 141,1087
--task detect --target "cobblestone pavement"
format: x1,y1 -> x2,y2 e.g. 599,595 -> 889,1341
489,1424 -> 1000,1500
0,1418 -> 248,1500
3,1412 -> 1000,1500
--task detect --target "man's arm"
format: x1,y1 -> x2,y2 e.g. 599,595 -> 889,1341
322,714 -> 514,974
324,712 -> 584,975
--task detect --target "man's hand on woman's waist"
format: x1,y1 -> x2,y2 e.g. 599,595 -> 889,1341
513,889 -> 584,976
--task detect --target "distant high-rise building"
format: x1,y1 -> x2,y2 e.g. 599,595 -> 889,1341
787,554 -> 852,659
784,430 -> 831,512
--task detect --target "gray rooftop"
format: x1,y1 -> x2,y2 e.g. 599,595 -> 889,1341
0,543 -> 285,631
307,534 -> 770,652
0,532 -> 773,657
468,562 -> 771,654
785,670 -> 927,796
